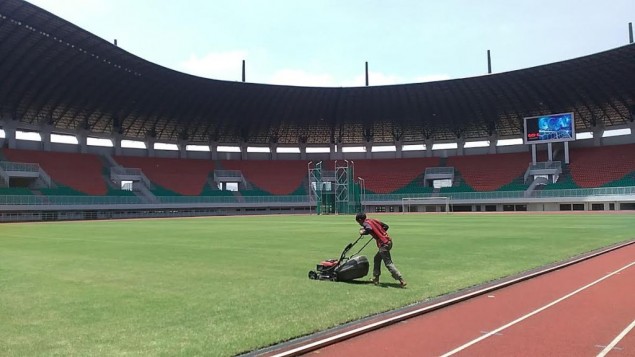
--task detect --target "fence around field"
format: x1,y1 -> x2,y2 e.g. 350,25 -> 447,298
1,186 -> 635,207
367,186 -> 635,201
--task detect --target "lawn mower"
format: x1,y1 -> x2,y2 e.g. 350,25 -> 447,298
308,234 -> 373,282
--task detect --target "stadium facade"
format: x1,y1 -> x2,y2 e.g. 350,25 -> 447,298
1,0 -> 635,222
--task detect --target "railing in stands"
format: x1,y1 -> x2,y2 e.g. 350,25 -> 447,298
0,161 -> 52,188
110,166 -> 153,189
0,161 -> 40,172
37,166 -> 52,188
1,186 -> 634,206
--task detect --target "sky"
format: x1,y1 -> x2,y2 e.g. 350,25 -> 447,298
26,0 -> 635,87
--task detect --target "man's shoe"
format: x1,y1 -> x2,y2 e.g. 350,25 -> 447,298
371,276 -> 380,285
399,279 -> 407,288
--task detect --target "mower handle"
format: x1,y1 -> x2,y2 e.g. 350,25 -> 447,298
339,235 -> 362,261
340,234 -> 372,261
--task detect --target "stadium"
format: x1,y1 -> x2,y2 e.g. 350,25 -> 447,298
1,1 -> 635,356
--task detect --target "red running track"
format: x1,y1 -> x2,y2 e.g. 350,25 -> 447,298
305,243 -> 635,357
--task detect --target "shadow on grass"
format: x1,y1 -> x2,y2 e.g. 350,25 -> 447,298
340,279 -> 405,289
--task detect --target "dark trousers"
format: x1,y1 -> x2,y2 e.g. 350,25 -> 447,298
373,241 -> 402,280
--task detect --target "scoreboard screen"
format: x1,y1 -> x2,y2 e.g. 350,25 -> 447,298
524,112 -> 575,144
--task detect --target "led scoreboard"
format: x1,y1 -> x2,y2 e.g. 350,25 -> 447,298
524,112 -> 575,144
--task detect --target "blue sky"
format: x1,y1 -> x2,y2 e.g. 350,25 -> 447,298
28,0 -> 635,87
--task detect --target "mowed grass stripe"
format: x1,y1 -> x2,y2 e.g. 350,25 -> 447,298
1,213 -> 633,356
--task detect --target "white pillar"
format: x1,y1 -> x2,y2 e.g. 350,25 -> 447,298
531,144 -> 537,164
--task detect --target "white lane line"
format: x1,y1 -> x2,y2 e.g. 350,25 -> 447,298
597,319 -> 635,357
440,261 -> 635,357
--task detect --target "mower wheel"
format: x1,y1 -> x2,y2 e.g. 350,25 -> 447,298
308,271 -> 318,280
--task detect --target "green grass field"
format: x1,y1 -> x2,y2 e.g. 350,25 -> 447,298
1,213 -> 634,356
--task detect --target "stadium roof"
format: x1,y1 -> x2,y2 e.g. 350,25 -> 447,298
1,0 -> 634,145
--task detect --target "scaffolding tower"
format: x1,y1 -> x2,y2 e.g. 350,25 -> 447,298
335,160 -> 361,214
308,160 -> 361,215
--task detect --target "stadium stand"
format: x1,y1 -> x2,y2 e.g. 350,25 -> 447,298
568,144 -> 635,188
2,148 -> 107,195
220,160 -> 308,195
445,152 -> 533,191
353,158 -> 440,194
113,156 -> 216,196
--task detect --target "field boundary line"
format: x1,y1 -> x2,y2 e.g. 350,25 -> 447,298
254,238 -> 635,357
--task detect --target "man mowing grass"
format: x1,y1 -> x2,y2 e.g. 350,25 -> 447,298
355,212 -> 407,288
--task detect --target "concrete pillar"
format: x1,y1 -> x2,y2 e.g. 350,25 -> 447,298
178,139 -> 187,159
40,124 -> 53,151
146,136 -> 155,157
330,141 -> 343,161
365,139 -> 373,159
395,140 -> 403,159
239,140 -> 247,160
209,140 -> 218,160
456,137 -> 465,156
299,142 -> 307,160
424,138 -> 434,157
592,125 -> 604,146
77,129 -> 88,154
270,143 -> 278,160
2,119 -> 18,149
113,133 -> 122,156
488,135 -> 498,154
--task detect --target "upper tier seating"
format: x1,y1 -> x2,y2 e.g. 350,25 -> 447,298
446,152 -> 532,191
3,148 -> 107,195
220,160 -> 308,195
114,156 -> 215,196
567,144 -> 635,188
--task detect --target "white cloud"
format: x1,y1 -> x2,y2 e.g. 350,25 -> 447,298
178,50 -> 248,81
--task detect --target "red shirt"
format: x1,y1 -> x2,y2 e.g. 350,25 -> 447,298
361,218 -> 391,247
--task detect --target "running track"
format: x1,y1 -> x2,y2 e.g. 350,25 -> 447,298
260,241 -> 635,356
